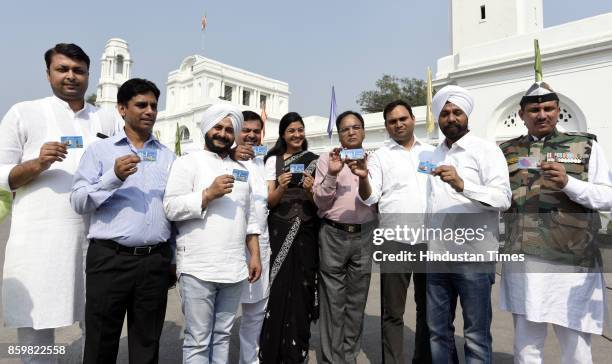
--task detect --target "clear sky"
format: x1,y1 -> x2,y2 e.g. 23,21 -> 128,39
1,0 -> 611,117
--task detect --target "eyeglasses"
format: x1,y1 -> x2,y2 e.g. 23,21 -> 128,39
339,125 -> 363,134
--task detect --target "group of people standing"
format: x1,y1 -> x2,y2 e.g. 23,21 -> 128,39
0,42 -> 611,364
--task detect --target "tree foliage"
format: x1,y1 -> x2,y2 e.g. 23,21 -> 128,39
357,74 -> 427,113
86,93 -> 97,106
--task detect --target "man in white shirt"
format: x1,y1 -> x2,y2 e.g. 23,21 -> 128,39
426,85 -> 511,364
163,104 -> 261,364
349,100 -> 435,364
0,43 -> 118,361
499,81 -> 612,364
231,110 -> 271,364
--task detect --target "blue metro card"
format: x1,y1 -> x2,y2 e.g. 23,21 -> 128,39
232,169 -> 249,182
417,161 -> 437,174
340,148 -> 365,160
253,145 -> 268,157
290,164 -> 305,173
137,148 -> 157,162
61,136 -> 83,149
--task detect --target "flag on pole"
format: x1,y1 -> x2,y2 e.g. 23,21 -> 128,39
425,67 -> 435,134
175,123 -> 182,156
327,86 -> 337,140
201,15 -> 207,31
260,105 -> 267,139
534,39 -> 543,82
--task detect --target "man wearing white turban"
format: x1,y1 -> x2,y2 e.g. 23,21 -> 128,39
431,85 -> 475,124
426,85 -> 511,363
164,103 -> 262,363
199,104 -> 245,140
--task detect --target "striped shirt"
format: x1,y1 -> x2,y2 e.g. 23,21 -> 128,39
70,128 -> 175,246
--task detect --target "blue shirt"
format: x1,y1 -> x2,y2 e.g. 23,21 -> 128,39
71,129 -> 175,246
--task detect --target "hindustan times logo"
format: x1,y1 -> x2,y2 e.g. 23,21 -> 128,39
372,225 -> 487,246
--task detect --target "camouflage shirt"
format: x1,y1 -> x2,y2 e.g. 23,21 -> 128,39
500,128 -> 601,267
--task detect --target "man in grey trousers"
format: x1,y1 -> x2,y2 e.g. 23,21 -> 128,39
313,111 -> 377,363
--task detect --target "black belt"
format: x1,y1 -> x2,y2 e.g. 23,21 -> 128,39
323,218 -> 361,233
91,239 -> 166,256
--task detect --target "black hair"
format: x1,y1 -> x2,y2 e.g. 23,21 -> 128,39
44,43 -> 90,70
335,110 -> 365,131
264,112 -> 308,162
242,110 -> 264,129
383,100 -> 414,122
117,78 -> 160,106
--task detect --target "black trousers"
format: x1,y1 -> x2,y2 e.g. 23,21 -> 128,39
83,241 -> 171,364
380,242 -> 431,364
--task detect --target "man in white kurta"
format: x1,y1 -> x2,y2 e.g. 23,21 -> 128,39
0,44 -> 118,355
232,110 -> 271,364
499,81 -> 612,364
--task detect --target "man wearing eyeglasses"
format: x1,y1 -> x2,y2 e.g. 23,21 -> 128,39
313,111 -> 377,363
348,101 -> 435,364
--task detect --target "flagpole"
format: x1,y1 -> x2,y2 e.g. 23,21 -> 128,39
534,39 -> 543,82
327,86 -> 337,151
200,13 -> 207,53
425,67 -> 435,144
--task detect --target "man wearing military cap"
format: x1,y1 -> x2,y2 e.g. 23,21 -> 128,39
499,40 -> 612,364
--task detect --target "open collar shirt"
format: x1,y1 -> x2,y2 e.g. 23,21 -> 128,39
163,150 -> 260,284
427,133 -> 511,214
360,137 -> 435,215
70,128 -> 175,246
313,152 -> 377,224
426,133 -> 511,257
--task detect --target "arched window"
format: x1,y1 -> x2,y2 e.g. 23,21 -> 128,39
116,55 -> 124,75
179,126 -> 191,141
490,92 -> 586,142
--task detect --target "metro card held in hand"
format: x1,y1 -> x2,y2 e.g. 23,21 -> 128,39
137,148 -> 157,162
518,157 -> 540,169
232,169 -> 249,182
61,136 -> 84,149
290,164 -> 305,173
253,146 -> 268,157
417,161 -> 437,174
339,148 -> 365,160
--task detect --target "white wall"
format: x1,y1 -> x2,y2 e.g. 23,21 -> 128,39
451,0 -> 543,54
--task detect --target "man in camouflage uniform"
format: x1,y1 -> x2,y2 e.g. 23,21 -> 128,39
499,81 -> 612,364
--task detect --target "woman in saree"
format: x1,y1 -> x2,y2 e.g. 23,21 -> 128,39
259,112 -> 319,363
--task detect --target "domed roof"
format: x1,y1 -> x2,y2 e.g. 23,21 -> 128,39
104,38 -> 129,49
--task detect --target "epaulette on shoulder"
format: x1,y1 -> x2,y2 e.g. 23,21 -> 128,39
499,135 -> 524,149
565,131 -> 597,141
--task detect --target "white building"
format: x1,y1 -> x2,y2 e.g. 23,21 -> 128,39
154,55 -> 289,154
98,0 -> 612,163
306,0 -> 612,164
96,38 -> 132,111
435,0 -> 612,160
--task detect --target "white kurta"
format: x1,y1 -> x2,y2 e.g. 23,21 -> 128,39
500,139 -> 612,335
240,156 -> 270,304
0,96 -> 120,329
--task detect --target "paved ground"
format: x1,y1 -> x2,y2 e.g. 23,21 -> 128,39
0,216 -> 610,363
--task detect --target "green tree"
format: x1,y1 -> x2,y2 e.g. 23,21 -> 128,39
86,93 -> 97,106
357,74 -> 427,113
